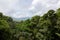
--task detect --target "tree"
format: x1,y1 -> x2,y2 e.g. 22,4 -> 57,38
0,12 -> 3,17
0,20 -> 12,40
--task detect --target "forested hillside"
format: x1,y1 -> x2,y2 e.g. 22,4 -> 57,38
0,8 -> 60,40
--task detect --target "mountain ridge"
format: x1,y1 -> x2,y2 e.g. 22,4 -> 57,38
13,17 -> 31,21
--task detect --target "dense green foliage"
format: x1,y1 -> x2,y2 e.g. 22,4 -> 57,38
0,8 -> 60,40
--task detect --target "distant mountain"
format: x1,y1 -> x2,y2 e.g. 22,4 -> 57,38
13,17 -> 31,21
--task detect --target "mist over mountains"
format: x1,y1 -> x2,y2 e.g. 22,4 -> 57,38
13,17 -> 31,21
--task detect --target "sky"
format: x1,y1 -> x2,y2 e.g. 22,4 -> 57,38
0,0 -> 60,18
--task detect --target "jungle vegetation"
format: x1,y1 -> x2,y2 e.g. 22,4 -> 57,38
0,8 -> 60,40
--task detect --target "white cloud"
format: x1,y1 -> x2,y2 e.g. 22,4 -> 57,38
29,0 -> 60,16
0,0 -> 60,18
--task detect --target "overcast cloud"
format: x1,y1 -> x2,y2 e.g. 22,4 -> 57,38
0,0 -> 60,18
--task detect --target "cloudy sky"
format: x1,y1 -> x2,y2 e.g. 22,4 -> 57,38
0,0 -> 60,18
